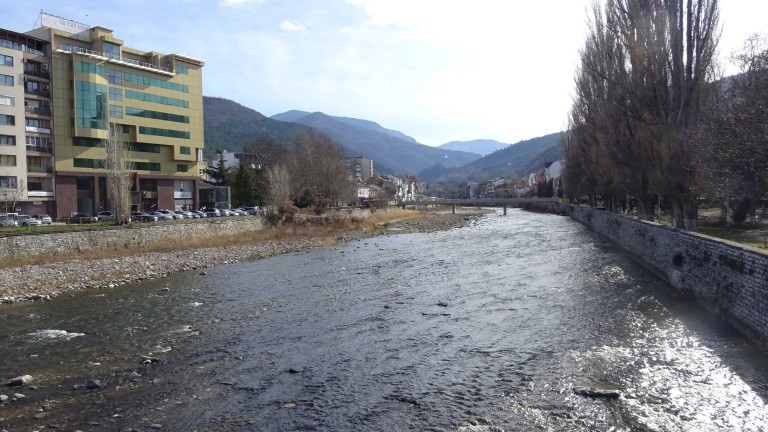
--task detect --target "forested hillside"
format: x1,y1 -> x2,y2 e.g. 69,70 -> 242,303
203,97 -> 309,158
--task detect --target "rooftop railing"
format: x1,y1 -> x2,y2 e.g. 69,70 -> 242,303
54,44 -> 173,74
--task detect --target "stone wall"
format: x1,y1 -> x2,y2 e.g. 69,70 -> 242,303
0,208 -> 376,259
0,218 -> 266,258
526,202 -> 768,347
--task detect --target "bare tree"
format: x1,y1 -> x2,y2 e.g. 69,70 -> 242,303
103,123 -> 133,224
266,163 -> 294,210
293,130 -> 354,208
0,178 -> 25,213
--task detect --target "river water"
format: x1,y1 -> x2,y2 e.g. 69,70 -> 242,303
1,209 -> 768,431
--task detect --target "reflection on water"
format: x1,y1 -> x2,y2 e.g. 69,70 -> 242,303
1,208 -> 767,431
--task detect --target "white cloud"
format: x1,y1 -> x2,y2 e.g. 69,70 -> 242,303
279,20 -> 306,32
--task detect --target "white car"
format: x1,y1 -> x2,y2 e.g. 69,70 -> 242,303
18,215 -> 42,227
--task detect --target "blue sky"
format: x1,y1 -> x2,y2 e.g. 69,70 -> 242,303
6,1 -> 767,146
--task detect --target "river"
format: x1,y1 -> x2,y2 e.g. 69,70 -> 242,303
1,208 -> 767,431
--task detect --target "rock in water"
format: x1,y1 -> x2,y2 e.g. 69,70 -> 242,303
573,386 -> 621,398
86,379 -> 102,389
4,375 -> 32,387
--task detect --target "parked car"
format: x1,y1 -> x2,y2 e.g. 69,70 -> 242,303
177,210 -> 198,219
131,211 -> 158,222
32,214 -> 53,225
220,209 -> 233,217
96,211 -> 114,222
17,215 -> 41,227
67,213 -> 98,224
157,209 -> 183,219
202,208 -> 221,217
189,210 -> 206,218
241,206 -> 260,215
148,211 -> 174,221
0,215 -> 18,227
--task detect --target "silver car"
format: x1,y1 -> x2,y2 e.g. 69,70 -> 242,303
0,215 -> 18,227
18,215 -> 42,227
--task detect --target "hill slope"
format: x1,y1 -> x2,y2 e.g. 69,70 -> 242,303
419,132 -> 563,181
438,139 -> 509,156
271,110 -> 480,175
203,97 -> 309,158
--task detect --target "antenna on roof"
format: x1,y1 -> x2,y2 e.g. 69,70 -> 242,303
34,9 -> 42,29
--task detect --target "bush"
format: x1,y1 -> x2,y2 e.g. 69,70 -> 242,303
732,197 -> 751,225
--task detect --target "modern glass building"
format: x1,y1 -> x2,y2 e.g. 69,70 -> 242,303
0,12 -> 206,217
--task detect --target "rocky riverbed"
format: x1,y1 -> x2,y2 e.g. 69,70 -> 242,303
0,211 -> 484,304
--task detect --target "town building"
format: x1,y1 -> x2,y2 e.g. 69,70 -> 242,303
345,156 -> 373,181
0,12 -> 205,217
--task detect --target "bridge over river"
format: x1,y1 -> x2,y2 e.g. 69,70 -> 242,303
401,197 -> 559,215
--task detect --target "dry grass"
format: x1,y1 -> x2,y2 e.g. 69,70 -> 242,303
0,209 -> 426,269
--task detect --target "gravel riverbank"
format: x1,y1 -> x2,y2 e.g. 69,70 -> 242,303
0,211 -> 484,304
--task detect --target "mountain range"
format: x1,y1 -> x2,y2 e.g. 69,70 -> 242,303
203,96 -> 562,181
438,139 -> 509,156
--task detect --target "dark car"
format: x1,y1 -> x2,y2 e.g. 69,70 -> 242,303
67,213 -> 98,224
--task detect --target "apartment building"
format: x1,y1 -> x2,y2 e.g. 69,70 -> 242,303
345,156 -> 373,181
0,29 -> 53,215
0,12 -> 205,217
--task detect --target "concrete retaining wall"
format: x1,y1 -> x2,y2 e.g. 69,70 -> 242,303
526,202 -> 768,348
0,208 -> 376,259
0,218 -> 267,258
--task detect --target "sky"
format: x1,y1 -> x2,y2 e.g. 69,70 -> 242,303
5,1 -> 768,146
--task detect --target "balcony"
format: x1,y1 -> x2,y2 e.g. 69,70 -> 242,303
25,126 -> 51,134
27,165 -> 53,174
27,190 -> 54,198
26,145 -> 52,154
24,69 -> 50,80
24,88 -> 51,98
24,106 -> 52,117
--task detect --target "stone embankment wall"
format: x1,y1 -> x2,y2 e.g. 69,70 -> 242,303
0,208 -> 376,259
526,202 -> 768,348
0,218 -> 266,258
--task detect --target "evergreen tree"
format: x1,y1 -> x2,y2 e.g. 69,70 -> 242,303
232,161 -> 254,206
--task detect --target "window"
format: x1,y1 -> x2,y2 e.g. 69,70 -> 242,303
0,74 -> 12,86
123,72 -> 188,93
134,162 -> 161,171
108,87 -> 122,101
125,89 -> 189,108
74,158 -> 103,169
0,135 -> 15,145
73,137 -> 100,147
75,80 -> 107,130
27,181 -> 43,192
107,69 -> 122,84
0,155 -> 16,166
180,146 -> 191,155
0,115 -> 14,125
76,177 -> 92,191
25,118 -> 50,129
75,61 -> 106,76
104,42 -> 120,60
0,55 -> 12,66
125,107 -> 189,123
139,126 -> 190,139
132,142 -> 160,153
26,136 -> 51,149
0,95 -> 13,106
177,164 -> 188,172
0,176 -> 17,189
109,104 -> 123,119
